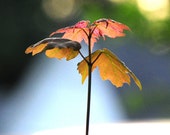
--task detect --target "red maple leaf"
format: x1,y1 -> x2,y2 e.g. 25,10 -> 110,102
50,20 -> 90,45
92,18 -> 130,39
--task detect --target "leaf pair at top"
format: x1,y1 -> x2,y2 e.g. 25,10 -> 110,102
50,18 -> 130,50
25,18 -> 142,90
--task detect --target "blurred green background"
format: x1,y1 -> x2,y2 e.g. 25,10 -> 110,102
0,0 -> 170,121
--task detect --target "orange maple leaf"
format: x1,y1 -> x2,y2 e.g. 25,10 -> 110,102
25,37 -> 81,60
77,48 -> 142,90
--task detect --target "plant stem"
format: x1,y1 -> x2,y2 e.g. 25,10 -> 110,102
86,62 -> 92,135
85,35 -> 92,135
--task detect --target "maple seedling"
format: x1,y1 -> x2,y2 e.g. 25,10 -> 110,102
25,18 -> 142,135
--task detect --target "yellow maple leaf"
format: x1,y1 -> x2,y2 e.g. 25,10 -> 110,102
77,48 -> 142,90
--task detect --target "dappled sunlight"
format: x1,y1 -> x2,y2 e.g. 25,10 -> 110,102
136,0 -> 169,20
107,0 -> 169,21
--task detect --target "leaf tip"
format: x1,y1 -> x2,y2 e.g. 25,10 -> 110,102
137,81 -> 142,90
131,73 -> 142,90
25,46 -> 37,56
25,46 -> 32,54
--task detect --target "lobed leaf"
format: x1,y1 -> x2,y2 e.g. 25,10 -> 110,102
77,48 -> 142,90
93,18 -> 130,40
50,20 -> 90,45
25,37 -> 81,61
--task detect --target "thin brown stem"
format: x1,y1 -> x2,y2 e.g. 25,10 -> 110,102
85,34 -> 92,135
86,62 -> 92,135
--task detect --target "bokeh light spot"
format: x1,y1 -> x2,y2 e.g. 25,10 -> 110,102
136,0 -> 169,20
42,0 -> 77,20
